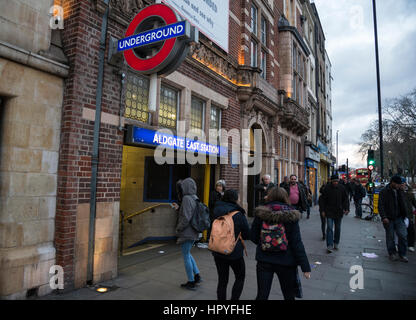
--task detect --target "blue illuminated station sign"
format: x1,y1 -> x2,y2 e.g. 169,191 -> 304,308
117,21 -> 186,52
125,126 -> 227,157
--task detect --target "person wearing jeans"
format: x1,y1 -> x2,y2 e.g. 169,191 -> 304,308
175,178 -> 202,290
321,174 -> 350,253
326,217 -> 342,249
378,175 -> 409,262
181,240 -> 200,284
353,179 -> 366,219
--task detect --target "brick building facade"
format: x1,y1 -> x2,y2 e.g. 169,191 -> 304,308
0,0 -> 332,298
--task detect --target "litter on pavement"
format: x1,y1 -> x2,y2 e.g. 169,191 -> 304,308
196,243 -> 209,249
314,261 -> 322,265
158,251 -> 165,254
362,252 -> 378,258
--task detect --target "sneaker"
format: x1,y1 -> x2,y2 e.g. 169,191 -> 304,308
194,274 -> 202,284
180,281 -> 196,290
389,254 -> 399,261
327,246 -> 333,253
334,243 -> 339,250
399,256 -> 409,263
408,247 -> 415,253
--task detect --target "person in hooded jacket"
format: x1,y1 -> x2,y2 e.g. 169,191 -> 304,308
175,178 -> 202,290
250,186 -> 311,300
211,189 -> 250,300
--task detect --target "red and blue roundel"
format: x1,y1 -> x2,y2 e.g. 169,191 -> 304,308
119,3 -> 191,75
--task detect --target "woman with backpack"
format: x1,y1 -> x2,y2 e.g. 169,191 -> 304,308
210,189 -> 250,300
250,187 -> 311,300
175,178 -> 202,291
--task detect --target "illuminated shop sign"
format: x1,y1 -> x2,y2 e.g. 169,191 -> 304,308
129,127 -> 227,157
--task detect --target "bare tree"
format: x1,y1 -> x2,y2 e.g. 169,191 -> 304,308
358,88 -> 416,182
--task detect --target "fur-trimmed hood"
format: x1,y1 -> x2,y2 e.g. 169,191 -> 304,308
254,203 -> 300,224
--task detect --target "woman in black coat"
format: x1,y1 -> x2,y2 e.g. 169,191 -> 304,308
211,189 -> 250,300
250,187 -> 311,300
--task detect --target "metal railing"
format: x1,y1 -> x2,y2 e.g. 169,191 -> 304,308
119,203 -> 173,256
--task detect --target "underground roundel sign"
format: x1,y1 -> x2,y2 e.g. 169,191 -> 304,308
118,3 -> 193,75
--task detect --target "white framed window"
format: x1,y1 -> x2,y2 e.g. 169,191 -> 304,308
251,40 -> 258,67
251,4 -> 258,35
190,96 -> 205,131
260,50 -> 267,79
261,15 -> 267,45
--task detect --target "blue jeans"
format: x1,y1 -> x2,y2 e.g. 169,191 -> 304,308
181,240 -> 200,282
354,198 -> 363,218
384,218 -> 408,257
326,217 -> 342,247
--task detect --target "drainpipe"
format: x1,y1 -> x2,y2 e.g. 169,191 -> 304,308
87,0 -> 110,284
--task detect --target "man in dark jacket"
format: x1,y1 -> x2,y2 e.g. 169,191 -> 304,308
321,174 -> 349,253
255,174 -> 275,205
378,175 -> 408,262
352,178 -> 366,219
401,182 -> 416,253
211,190 -> 250,300
283,175 -> 307,214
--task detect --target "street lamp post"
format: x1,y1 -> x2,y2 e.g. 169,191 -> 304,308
372,0 -> 384,181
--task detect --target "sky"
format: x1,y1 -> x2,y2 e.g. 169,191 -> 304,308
312,0 -> 416,169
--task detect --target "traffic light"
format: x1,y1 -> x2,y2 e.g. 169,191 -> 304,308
367,149 -> 376,170
341,165 -> 346,172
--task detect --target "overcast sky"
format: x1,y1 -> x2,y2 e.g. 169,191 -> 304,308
312,0 -> 416,169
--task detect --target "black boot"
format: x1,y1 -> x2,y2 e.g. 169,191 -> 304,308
180,281 -> 196,290
194,273 -> 202,284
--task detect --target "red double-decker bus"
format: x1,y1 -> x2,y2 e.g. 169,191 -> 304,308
355,168 -> 369,186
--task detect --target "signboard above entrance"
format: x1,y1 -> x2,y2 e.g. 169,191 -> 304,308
120,3 -> 197,75
161,0 -> 229,52
125,126 -> 228,158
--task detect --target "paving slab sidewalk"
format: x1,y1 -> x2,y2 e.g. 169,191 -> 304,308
40,201 -> 416,300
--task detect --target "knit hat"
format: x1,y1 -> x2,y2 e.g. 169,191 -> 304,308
330,174 -> 339,181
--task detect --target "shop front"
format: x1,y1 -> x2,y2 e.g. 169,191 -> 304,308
119,125 -> 224,251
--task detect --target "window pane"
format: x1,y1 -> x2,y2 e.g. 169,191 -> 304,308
159,85 -> 178,130
261,16 -> 267,44
260,50 -> 266,79
251,40 -> 258,67
191,96 -> 204,131
210,105 -> 220,130
251,5 -> 257,35
125,73 -> 149,123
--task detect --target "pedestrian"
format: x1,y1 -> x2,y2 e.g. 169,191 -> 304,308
209,180 -> 226,219
352,178 -> 366,219
347,179 -> 355,202
175,178 -> 202,290
378,175 -> 408,262
255,174 -> 275,205
321,174 -> 350,253
279,176 -> 290,189
282,175 -> 307,216
211,189 -> 250,300
207,180 -> 226,240
318,183 -> 328,241
401,181 -> 416,253
250,187 -> 311,300
299,181 -> 313,219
